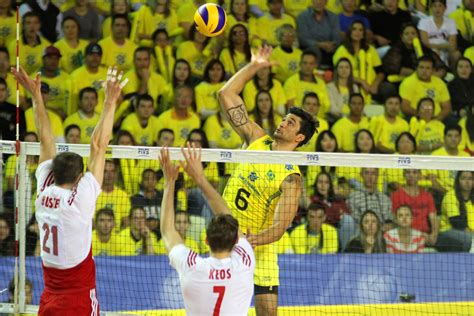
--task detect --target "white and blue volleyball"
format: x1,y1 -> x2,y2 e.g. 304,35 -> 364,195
194,3 -> 227,37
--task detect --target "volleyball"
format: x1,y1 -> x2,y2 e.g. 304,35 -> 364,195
194,3 -> 227,37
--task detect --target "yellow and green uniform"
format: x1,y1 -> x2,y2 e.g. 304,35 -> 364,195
176,40 -> 212,77
63,111 -> 100,144
399,73 -> 450,117
440,189 -> 474,232
25,108 -> 64,140
68,65 -> 108,115
155,236 -> 201,254
203,113 -> 242,149
117,227 -> 160,255
369,115 -> 409,152
156,109 -> 200,147
430,147 -> 470,192
222,135 -> 301,286
3,74 -> 26,105
195,81 -> 225,117
98,36 -> 138,73
290,223 -> 338,254
464,46 -> 474,67
40,71 -> 70,115
121,113 -> 161,146
333,45 -> 381,104
0,13 -> 16,47
284,73 -> 330,118
409,117 -> 445,154
96,188 -> 131,232
459,117 -> 474,154
256,13 -> 296,47
92,231 -> 123,256
8,37 -> 50,75
297,117 -> 328,152
449,8 -> 474,43
54,39 -> 88,73
270,46 -> 302,83
249,113 -> 282,135
243,78 -> 287,114
283,0 -> 311,18
219,48 -> 249,75
331,116 -> 370,152
123,69 -> 170,110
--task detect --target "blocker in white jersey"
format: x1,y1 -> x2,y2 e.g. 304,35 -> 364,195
169,238 -> 255,316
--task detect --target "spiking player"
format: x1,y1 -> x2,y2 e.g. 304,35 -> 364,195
13,65 -> 127,315
218,45 -> 318,316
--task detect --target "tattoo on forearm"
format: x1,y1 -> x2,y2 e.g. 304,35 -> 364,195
227,104 -> 249,127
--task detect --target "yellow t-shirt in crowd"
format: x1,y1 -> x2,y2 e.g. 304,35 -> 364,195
120,113 -> 161,146
409,117 -> 445,154
195,81 -> 225,118
440,189 -> 474,232
54,38 -> 88,74
430,147 -> 470,192
131,6 -> 182,46
203,113 -> 242,149
284,73 -> 330,118
464,46 -> 474,66
92,231 -> 123,256
458,117 -> 474,153
256,13 -> 296,47
155,236 -> 201,255
275,231 -> 294,254
4,74 -> 26,105
96,188 -> 131,232
98,36 -> 138,73
40,71 -> 71,114
176,1 -> 197,25
176,41 -> 212,77
297,117 -> 328,152
156,109 -> 201,147
243,78 -> 287,115
369,115 -> 409,152
290,223 -> 338,254
270,46 -> 302,83
67,65 -> 108,115
0,13 -> 16,47
399,73 -> 450,117
8,38 -> 51,75
331,116 -> 370,152
25,108 -> 64,141
449,8 -> 474,42
117,227 -> 160,255
219,48 -> 249,75
249,0 -> 268,13
283,0 -> 311,18
63,112 -> 100,144
122,69 -> 170,110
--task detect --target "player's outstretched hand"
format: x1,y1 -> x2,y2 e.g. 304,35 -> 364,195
251,45 -> 274,68
11,66 -> 41,97
103,66 -> 128,106
180,142 -> 205,183
160,147 -> 179,183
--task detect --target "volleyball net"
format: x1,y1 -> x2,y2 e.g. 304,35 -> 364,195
1,140 -> 473,315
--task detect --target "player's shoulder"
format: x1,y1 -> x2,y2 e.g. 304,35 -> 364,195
232,238 -> 255,269
247,135 -> 273,150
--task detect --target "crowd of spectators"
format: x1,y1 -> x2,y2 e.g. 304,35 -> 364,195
0,0 -> 473,256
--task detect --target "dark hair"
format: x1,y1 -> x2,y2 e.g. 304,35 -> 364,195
173,59 -> 193,88
141,168 -> 156,180
158,128 -> 174,139
0,46 -> 10,59
455,57 -> 473,77
384,94 -> 402,104
130,206 -> 145,218
230,0 -> 250,20
135,93 -> 154,108
395,132 -> 416,152
187,128 -> 210,149
111,13 -> 131,31
203,59 -> 226,83
430,0 -> 446,6
253,90 -> 277,134
0,77 -> 6,88
21,131 -> 38,142
175,210 -> 190,223
61,16 -> 81,34
395,204 -> 413,216
152,28 -> 169,42
206,214 -> 239,252
78,87 -> 98,101
307,202 -> 325,213
134,46 -> 151,59
114,129 -> 137,145
301,50 -> 318,64
444,125 -> 462,136
64,124 -> 81,137
110,0 -> 131,15
253,66 -> 274,91
314,170 -> 336,201
95,207 -> 115,222
358,210 -> 385,253
416,97 -> 435,112
333,58 -> 356,95
228,24 -> 251,70
343,21 -> 369,55
349,92 -> 364,104
22,11 -> 40,25
52,152 -> 84,185
288,106 -> 318,147
454,171 -> 474,230
354,129 -> 376,153
302,92 -> 319,105
316,130 -> 338,152
417,55 -> 435,67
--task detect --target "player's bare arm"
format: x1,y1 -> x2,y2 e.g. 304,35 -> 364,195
180,144 -> 245,238
89,66 -> 128,186
218,46 -> 275,144
247,173 -> 302,247
160,147 -> 184,253
12,67 -> 55,163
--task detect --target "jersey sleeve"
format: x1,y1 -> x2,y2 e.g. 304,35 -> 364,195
233,238 -> 256,270
73,172 -> 102,219
169,243 -> 200,274
36,159 -> 54,195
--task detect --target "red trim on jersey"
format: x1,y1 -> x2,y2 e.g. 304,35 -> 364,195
67,185 -> 78,206
41,171 -> 54,192
234,246 -> 252,267
187,251 -> 197,267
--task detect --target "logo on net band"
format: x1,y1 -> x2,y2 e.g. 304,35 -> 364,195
220,151 -> 232,161
57,145 -> 69,152
138,148 -> 150,157
306,154 -> 320,164
398,156 -> 411,166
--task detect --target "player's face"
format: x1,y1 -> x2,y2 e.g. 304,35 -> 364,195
43,55 -> 60,72
142,171 -> 157,191
96,214 -> 115,235
0,219 -> 9,240
274,113 -> 303,144
430,2 -> 445,17
232,0 -> 247,15
0,51 -> 9,73
208,63 -> 224,83
0,84 -> 7,102
65,127 -> 81,144
62,19 -> 79,39
445,130 -> 461,149
112,18 -> 129,39
456,60 -> 472,79
396,207 -> 412,228
23,16 -> 40,36
459,171 -> 473,192
356,131 -> 373,153
175,87 -> 194,110
300,55 -> 317,76
137,100 -> 154,119
320,133 -> 336,152
361,168 -> 378,187
134,51 -> 150,70
113,0 -> 128,14
307,209 -> 325,232
417,100 -> 434,121
404,169 -> 420,186
158,131 -> 174,147
80,91 -> 98,114
349,96 -> 364,117
361,213 -> 378,236
256,92 -> 272,115
384,97 -> 400,118
401,26 -> 417,46
85,53 -> 102,68
397,135 -> 414,154
175,213 -> 189,238
302,96 -> 320,116
336,60 -> 351,79
416,61 -> 433,81
350,23 -> 364,42
316,174 -> 330,196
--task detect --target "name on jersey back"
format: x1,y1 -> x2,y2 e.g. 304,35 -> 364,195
41,196 -> 61,209
209,268 -> 231,280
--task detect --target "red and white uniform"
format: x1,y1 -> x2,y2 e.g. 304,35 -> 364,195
169,238 -> 255,316
35,160 -> 101,316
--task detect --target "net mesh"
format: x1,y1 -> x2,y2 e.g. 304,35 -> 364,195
1,141 -> 473,315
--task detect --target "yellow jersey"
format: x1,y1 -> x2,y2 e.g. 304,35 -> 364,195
25,107 -> 64,141
449,8 -> 474,42
331,116 -> 370,152
440,189 -> 474,232
270,46 -> 302,83
459,117 -> 474,153
68,65 -> 108,115
219,48 -> 249,75
369,115 -> 409,152
409,117 -> 445,154
156,109 -> 201,147
122,70 -> 169,110
290,223 -> 338,254
275,231 -> 294,254
40,71 -> 71,114
297,117 -> 328,152
96,188 -> 131,232
8,37 -> 50,75
54,38 -> 88,73
63,112 -> 101,144
117,227 -> 160,255
98,37 -> 138,73
176,40 -> 212,77
256,13 -> 296,47
243,78 -> 287,115
203,113 -> 242,149
0,13 -> 16,47
195,81 -> 225,117
131,6 -> 182,46
430,147 -> 469,192
121,113 -> 161,146
92,231 -> 123,256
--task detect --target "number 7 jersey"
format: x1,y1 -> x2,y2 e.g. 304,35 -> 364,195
222,135 -> 301,233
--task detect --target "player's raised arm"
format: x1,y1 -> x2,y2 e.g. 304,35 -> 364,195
12,67 -> 55,163
88,66 -> 128,186
217,46 -> 272,145
159,147 -> 184,253
248,173 -> 302,246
